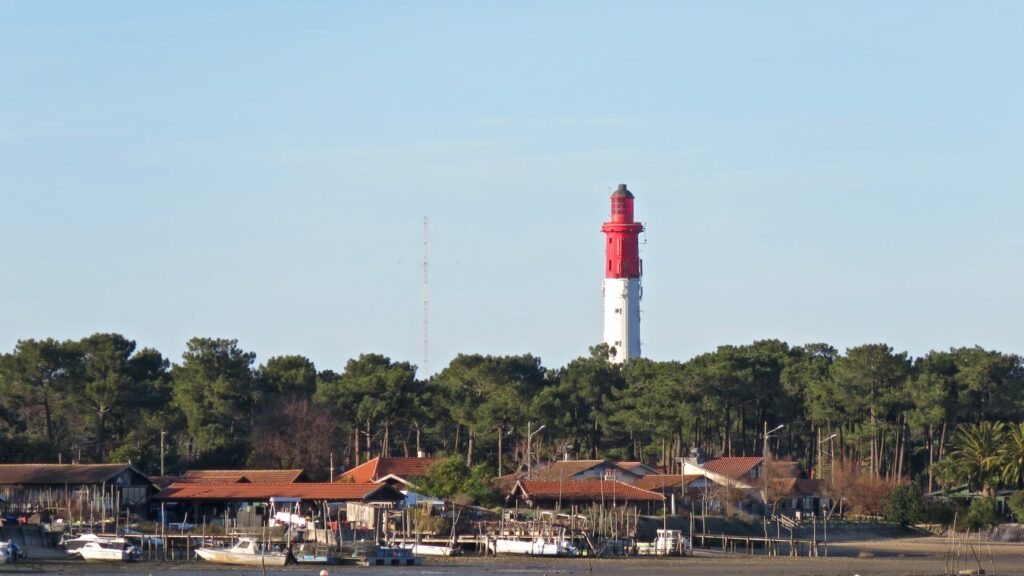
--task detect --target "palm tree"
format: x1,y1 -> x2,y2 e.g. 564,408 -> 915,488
998,422 -> 1024,488
947,421 -> 1006,496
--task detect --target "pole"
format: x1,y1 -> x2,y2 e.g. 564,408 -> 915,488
527,422 -> 532,480
823,507 -> 829,557
662,475 -> 667,534
160,430 -> 166,478
829,434 -> 836,486
678,457 -> 684,519
816,427 -> 821,479
423,216 -> 429,380
161,502 -> 166,561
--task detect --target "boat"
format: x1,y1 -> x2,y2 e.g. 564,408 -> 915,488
294,541 -> 423,566
292,542 -> 340,564
61,533 -> 126,556
359,545 -> 422,566
196,537 -> 290,567
653,529 -> 689,555
488,536 -> 579,556
397,542 -> 458,556
76,541 -> 143,562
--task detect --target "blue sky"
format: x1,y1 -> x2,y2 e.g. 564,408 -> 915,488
2,1 -> 1022,376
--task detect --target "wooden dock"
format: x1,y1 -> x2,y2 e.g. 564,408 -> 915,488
693,533 -> 829,557
92,528 -> 831,561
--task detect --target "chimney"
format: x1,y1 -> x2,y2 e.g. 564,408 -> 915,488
417,450 -> 425,458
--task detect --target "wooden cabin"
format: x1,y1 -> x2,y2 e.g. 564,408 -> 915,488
153,481 -> 405,529
0,463 -> 155,517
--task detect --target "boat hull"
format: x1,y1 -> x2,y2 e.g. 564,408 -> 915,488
488,538 -> 577,556
77,543 -> 142,562
79,550 -> 135,562
400,543 -> 456,556
196,548 -> 288,567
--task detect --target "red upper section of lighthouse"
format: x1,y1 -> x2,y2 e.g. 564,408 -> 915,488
601,184 -> 644,279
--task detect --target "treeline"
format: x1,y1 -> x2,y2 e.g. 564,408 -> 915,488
0,335 -> 1021,489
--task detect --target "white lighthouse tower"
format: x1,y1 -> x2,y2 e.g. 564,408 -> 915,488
601,184 -> 644,363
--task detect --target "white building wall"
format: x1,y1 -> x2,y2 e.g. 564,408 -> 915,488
602,277 -> 641,363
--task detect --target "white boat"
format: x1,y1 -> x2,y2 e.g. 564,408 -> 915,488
196,537 -> 289,567
488,536 -> 578,556
76,541 -> 143,562
61,533 -> 126,556
653,529 -> 689,555
398,542 -> 458,556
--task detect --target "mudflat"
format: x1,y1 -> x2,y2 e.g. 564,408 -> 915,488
6,537 -> 1020,576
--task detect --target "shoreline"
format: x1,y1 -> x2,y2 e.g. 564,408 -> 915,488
6,537 -> 1023,576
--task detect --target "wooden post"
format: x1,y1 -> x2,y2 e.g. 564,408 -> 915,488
161,501 -> 167,561
812,512 -> 817,557
823,508 -> 829,557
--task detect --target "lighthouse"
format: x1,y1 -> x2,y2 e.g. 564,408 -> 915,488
601,183 -> 644,363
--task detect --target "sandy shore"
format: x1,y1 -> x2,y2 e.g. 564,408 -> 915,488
3,537 -> 1019,576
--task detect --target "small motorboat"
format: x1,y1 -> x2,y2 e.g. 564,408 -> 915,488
359,545 -> 422,566
397,542 -> 458,556
489,535 -> 578,556
654,528 -> 689,555
76,541 -> 143,562
61,533 -> 126,556
196,537 -> 289,567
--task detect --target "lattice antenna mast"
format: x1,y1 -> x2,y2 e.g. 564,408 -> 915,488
422,216 -> 429,380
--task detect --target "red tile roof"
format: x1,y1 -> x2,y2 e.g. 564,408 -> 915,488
154,482 -> 402,502
181,469 -> 305,483
530,460 -> 637,482
516,480 -> 664,503
337,457 -> 439,483
531,460 -> 603,481
700,457 -> 763,480
633,474 -> 702,492
616,461 -> 662,474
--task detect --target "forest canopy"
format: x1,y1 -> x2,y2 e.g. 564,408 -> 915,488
1,335 -> 1021,492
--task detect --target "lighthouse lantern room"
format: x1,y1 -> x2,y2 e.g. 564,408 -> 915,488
601,183 -> 644,363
